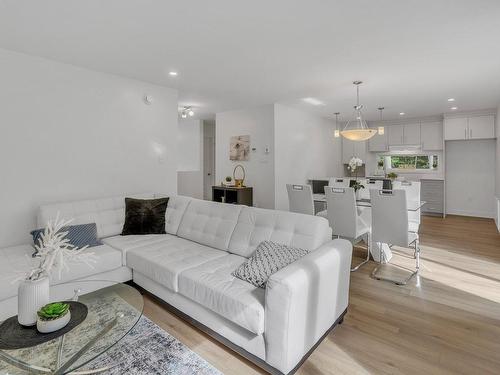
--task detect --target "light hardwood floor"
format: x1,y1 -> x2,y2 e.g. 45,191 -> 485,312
143,215 -> 500,375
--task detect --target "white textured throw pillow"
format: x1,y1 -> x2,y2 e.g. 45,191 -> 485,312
232,241 -> 310,288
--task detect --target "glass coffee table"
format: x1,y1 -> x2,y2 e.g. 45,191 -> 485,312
0,281 -> 143,374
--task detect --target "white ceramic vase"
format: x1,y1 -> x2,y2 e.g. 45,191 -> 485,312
17,276 -> 50,326
355,189 -> 361,201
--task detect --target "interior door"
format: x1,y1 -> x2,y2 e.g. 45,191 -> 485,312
203,136 -> 215,200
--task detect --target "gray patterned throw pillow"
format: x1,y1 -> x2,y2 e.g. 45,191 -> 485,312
232,241 -> 310,288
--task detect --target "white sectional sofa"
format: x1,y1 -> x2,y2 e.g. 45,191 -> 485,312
0,194 -> 352,375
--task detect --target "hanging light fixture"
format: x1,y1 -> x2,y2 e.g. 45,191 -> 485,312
333,112 -> 340,138
340,81 -> 377,141
377,107 -> 385,135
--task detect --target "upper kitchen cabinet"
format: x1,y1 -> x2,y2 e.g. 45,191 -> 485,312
342,137 -> 367,164
444,114 -> 495,141
387,123 -> 421,145
403,123 -> 421,144
368,128 -> 388,152
421,122 -> 443,150
444,117 -> 468,140
468,115 -> 495,139
388,124 -> 404,145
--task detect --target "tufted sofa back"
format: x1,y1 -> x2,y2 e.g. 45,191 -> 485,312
37,193 -> 155,238
176,198 -> 242,251
227,206 -> 332,257
37,194 -> 332,256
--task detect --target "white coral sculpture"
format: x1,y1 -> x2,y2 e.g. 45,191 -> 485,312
27,213 -> 97,281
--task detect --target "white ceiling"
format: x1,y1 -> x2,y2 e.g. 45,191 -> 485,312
1,0 -> 500,121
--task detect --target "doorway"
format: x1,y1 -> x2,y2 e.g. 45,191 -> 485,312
203,120 -> 216,200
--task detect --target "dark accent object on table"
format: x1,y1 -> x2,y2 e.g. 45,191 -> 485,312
0,301 -> 88,350
121,197 -> 169,235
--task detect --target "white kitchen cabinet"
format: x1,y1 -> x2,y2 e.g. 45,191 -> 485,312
403,123 -> 421,144
444,115 -> 495,141
368,129 -> 388,152
421,122 -> 443,150
387,123 -> 421,145
444,117 -> 468,140
342,138 -> 366,164
468,115 -> 495,139
388,125 -> 404,145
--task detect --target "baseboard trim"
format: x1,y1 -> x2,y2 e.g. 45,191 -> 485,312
129,281 -> 348,375
445,209 -> 495,219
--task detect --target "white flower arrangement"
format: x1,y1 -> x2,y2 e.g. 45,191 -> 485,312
347,157 -> 363,173
26,213 -> 97,281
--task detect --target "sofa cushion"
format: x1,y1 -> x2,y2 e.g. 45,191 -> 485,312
232,241 -> 309,288
178,254 -> 265,335
31,223 -> 103,255
121,197 -> 169,235
0,244 -> 122,302
37,193 -> 155,238
102,234 -> 167,265
227,206 -> 332,258
164,195 -> 192,235
126,235 -> 226,292
177,199 -> 242,251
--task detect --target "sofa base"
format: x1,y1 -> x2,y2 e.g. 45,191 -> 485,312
130,280 -> 348,375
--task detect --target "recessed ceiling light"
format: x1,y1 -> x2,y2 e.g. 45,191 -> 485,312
169,71 -> 178,76
399,112 -> 405,116
451,107 -> 458,110
447,98 -> 455,102
302,97 -> 325,106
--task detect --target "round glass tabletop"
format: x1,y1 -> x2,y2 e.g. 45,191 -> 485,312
0,280 -> 143,374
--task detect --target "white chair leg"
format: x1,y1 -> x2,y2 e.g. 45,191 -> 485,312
371,239 -> 418,285
351,232 -> 370,272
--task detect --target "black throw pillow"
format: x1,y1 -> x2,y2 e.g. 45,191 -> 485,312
121,197 -> 169,235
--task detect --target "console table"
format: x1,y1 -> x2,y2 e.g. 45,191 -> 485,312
212,186 -> 253,206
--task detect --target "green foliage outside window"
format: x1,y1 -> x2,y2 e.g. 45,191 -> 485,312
388,155 -> 437,170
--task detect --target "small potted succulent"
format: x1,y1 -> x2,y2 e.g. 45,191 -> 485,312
223,176 -> 233,186
36,302 -> 71,333
387,172 -> 398,181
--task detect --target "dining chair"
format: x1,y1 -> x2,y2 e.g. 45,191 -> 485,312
329,178 -> 350,188
324,186 -> 371,272
392,181 -> 421,227
286,184 -> 326,216
369,189 -> 420,285
360,180 -> 382,200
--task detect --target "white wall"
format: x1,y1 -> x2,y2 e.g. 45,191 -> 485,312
216,105 -> 275,208
177,119 -> 202,171
0,48 -> 178,247
496,105 -> 500,229
274,104 -> 341,210
177,171 -> 204,199
445,139 -> 496,218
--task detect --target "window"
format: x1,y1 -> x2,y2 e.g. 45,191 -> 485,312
382,155 -> 438,171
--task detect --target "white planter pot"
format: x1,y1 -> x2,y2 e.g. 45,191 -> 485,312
17,277 -> 50,326
37,310 -> 71,333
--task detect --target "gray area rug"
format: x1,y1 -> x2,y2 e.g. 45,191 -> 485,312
87,316 -> 223,374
